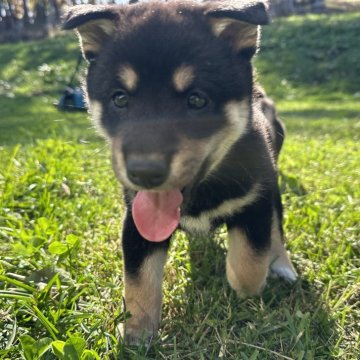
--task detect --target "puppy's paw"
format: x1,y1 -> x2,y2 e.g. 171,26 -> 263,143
125,332 -> 154,347
226,260 -> 268,298
270,254 -> 298,283
116,322 -> 155,347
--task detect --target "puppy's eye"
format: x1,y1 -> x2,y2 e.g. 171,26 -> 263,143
187,92 -> 208,110
112,91 -> 129,108
84,51 -> 97,63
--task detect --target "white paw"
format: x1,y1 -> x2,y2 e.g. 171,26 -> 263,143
270,257 -> 298,283
116,323 -> 154,346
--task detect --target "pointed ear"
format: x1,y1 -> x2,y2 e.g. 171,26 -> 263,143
62,5 -> 119,61
205,1 -> 270,59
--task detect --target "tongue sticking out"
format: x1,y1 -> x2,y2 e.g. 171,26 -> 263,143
132,190 -> 183,242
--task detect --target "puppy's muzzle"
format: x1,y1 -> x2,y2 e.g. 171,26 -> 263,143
126,159 -> 169,188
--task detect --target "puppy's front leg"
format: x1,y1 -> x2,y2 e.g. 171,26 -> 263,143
226,210 -> 272,297
226,227 -> 270,297
122,210 -> 169,344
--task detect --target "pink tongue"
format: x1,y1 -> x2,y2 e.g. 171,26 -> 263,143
132,190 -> 183,242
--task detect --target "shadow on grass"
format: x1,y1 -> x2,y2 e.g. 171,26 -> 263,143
0,34 -> 79,81
180,233 -> 337,358
258,12 -> 360,97
280,107 -> 360,140
0,95 -> 100,147
282,109 -> 360,120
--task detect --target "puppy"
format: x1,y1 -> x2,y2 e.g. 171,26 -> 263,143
63,0 -> 297,344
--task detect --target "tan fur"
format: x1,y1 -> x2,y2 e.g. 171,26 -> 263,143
118,65 -> 139,92
171,100 -> 250,190
181,183 -> 262,233
170,99 -> 248,190
111,133 -> 207,191
169,137 -> 209,188
209,18 -> 259,52
226,228 -> 269,297
172,64 -> 195,92
206,100 -> 249,175
77,19 -> 115,54
111,137 -> 134,189
124,250 -> 168,343
127,152 -> 165,163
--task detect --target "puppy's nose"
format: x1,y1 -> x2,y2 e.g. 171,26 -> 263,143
126,159 -> 169,188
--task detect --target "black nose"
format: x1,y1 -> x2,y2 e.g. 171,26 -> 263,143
126,159 -> 169,188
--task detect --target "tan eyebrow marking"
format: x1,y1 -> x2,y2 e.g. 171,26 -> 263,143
118,64 -> 139,92
172,64 -> 195,92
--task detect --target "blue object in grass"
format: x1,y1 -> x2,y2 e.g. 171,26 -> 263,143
57,86 -> 87,111
56,54 -> 87,112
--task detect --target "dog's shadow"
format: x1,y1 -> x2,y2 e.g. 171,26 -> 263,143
175,232 -> 337,358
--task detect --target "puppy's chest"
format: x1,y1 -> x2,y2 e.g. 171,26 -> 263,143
180,182 -> 261,234
180,213 -> 217,234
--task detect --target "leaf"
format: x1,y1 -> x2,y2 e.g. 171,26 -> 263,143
36,217 -> 49,231
65,234 -> 79,248
6,316 -> 16,349
30,305 -> 59,339
81,350 -> 101,360
0,349 -> 12,356
52,340 -> 65,359
33,337 -> 52,358
48,241 -> 68,255
0,290 -> 33,301
19,335 -> 36,360
0,274 -> 35,292
28,183 -> 37,191
63,337 -> 86,360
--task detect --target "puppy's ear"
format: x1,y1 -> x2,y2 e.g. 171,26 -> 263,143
205,0 -> 270,59
62,5 -> 119,62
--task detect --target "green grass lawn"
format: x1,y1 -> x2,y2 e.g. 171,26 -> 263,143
0,12 -> 359,360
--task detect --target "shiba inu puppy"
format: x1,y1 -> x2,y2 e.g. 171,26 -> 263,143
63,0 -> 297,344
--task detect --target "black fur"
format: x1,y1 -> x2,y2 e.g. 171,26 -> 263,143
122,210 -> 170,276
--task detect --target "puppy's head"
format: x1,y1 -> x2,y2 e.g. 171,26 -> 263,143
63,0 -> 269,192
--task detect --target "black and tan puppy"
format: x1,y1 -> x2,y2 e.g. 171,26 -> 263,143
63,0 -> 297,344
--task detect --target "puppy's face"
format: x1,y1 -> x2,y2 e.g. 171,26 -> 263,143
63,1 -> 269,193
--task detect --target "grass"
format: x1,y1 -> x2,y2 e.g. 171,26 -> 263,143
0,12 -> 359,360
